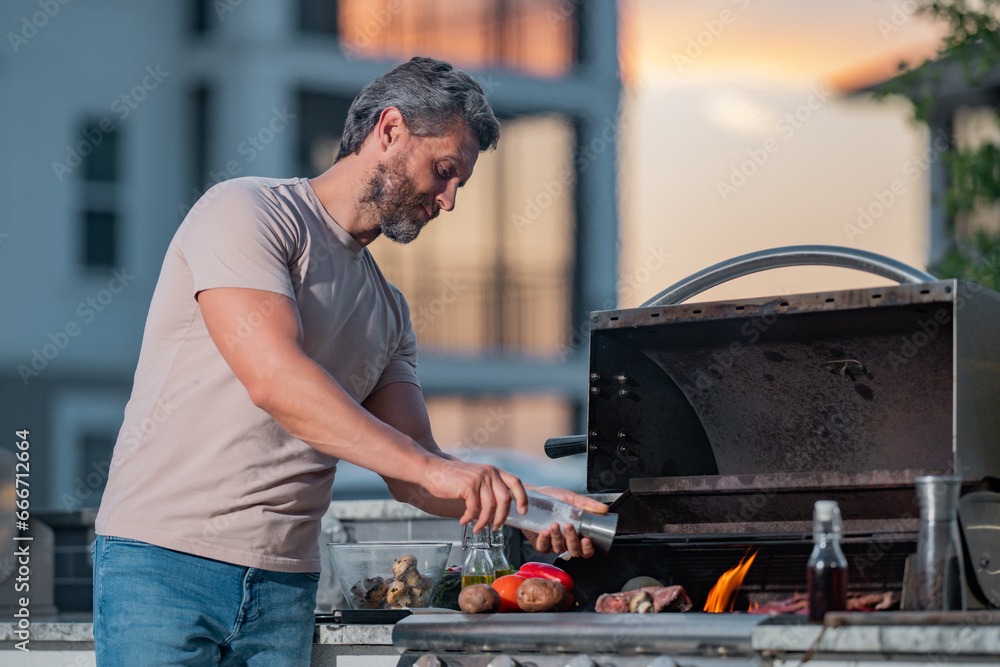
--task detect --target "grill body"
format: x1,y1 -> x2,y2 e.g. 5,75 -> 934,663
393,273 -> 1000,665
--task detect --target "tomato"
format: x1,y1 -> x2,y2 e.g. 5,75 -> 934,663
491,574 -> 527,613
517,562 -> 574,591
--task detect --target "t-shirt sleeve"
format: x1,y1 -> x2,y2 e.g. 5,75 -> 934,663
372,298 -> 420,393
179,180 -> 300,300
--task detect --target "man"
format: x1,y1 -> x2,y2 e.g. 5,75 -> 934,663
93,57 -> 605,665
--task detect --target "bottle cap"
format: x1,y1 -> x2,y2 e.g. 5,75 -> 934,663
579,511 -> 619,552
814,500 -> 839,522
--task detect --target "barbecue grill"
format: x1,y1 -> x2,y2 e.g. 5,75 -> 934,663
391,246 -> 1000,667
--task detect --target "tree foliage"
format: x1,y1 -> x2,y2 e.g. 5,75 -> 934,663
933,230 -> 1000,290
875,1 -> 1000,281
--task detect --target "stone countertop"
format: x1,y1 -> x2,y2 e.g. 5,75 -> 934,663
0,622 -> 94,643
753,612 -> 1000,657
0,622 -> 396,646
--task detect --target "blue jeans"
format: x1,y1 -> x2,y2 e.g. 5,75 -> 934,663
92,535 -> 319,666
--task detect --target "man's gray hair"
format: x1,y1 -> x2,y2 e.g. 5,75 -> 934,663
335,57 -> 500,162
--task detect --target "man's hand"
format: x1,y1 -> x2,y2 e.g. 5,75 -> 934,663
420,457 -> 528,532
520,486 -> 609,559
363,382 -> 529,531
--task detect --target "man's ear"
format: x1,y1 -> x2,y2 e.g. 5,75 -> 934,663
374,107 -> 407,153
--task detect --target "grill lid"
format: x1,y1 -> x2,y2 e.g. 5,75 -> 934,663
586,279 -> 1000,511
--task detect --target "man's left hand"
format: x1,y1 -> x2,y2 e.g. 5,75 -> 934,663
520,486 -> 608,559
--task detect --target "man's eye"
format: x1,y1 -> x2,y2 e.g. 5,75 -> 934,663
438,166 -> 451,179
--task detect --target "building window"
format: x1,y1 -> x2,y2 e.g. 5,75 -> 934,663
79,119 -> 120,270
302,0 -> 578,78
82,211 -> 117,268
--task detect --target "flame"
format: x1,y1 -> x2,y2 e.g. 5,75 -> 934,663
703,551 -> 758,613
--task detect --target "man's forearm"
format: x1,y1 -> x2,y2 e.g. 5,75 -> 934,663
385,478 -> 467,518
252,348 -> 434,486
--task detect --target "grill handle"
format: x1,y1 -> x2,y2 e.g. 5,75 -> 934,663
544,435 -> 588,459
640,245 -> 938,307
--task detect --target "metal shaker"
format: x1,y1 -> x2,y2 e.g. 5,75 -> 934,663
912,475 -> 966,610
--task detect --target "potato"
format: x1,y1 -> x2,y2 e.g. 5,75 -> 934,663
459,584 -> 502,614
516,578 -> 568,612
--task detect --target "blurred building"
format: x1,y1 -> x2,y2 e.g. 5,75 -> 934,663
1,0 -> 621,516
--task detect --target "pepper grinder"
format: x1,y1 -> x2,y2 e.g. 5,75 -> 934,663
913,475 -> 966,610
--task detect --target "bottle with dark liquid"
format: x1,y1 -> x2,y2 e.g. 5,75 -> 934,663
461,523 -> 495,589
807,500 -> 847,622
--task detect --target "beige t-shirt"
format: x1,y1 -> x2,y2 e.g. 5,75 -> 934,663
95,177 -> 419,572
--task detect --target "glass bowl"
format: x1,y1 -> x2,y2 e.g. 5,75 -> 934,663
328,542 -> 453,610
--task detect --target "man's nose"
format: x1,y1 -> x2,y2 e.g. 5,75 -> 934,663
435,182 -> 458,212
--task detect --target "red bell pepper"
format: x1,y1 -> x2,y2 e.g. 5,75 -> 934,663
517,562 -> 574,591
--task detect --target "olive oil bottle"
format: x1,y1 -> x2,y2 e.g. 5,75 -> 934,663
461,523 -> 495,588
490,528 -> 512,577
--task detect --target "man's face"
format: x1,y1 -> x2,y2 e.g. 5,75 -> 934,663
360,122 -> 480,244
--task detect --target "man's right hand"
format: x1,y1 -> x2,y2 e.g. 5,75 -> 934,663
417,456 -> 529,532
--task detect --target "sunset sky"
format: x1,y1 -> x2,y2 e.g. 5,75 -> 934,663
617,0 -> 947,305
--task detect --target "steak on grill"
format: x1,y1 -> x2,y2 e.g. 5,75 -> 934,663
595,585 -> 693,613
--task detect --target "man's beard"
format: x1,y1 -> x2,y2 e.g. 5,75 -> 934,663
360,154 -> 435,244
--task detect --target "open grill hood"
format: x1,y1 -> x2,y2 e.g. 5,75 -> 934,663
586,278 -> 1000,536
